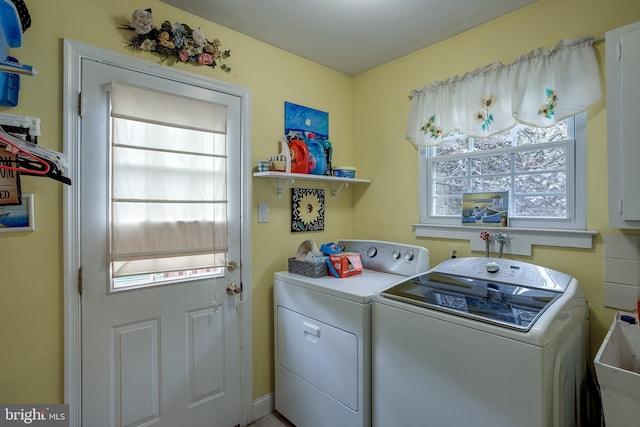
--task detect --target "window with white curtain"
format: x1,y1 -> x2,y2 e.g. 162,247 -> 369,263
109,81 -> 229,289
408,36 -> 600,232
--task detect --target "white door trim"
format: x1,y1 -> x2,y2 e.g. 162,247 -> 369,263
62,38 -> 253,427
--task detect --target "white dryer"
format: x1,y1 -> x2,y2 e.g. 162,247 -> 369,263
372,257 -> 588,427
274,240 -> 430,427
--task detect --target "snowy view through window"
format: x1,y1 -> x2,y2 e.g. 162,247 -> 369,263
427,119 -> 572,219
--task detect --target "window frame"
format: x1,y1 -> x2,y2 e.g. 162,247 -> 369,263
414,113 -> 595,256
418,112 -> 587,230
107,82 -> 231,291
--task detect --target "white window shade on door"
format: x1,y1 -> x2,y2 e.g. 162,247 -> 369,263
110,80 -> 227,133
109,81 -> 228,278
406,36 -> 601,147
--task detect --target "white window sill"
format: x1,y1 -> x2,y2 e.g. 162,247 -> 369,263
413,224 -> 598,256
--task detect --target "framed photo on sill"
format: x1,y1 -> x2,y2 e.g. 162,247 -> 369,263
291,188 -> 325,232
461,191 -> 508,227
0,193 -> 35,232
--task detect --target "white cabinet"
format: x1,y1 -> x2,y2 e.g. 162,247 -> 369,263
607,21 -> 640,228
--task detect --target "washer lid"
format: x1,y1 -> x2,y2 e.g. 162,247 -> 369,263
380,257 -> 569,331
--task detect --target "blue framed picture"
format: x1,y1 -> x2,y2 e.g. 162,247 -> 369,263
0,193 -> 34,232
462,191 -> 508,227
285,101 -> 329,141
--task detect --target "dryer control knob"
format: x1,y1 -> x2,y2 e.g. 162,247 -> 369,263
486,262 -> 500,273
392,251 -> 401,260
404,251 -> 414,261
367,247 -> 378,257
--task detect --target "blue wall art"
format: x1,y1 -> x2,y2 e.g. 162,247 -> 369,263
285,101 -> 329,141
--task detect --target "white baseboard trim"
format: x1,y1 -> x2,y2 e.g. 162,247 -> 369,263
252,393 -> 274,422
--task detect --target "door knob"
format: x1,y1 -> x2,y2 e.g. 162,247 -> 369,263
226,283 -> 241,296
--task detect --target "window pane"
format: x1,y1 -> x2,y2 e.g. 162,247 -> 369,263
434,159 -> 467,177
472,132 -> 512,151
471,176 -> 510,192
516,122 -> 568,145
434,179 -> 467,196
515,172 -> 566,193
515,147 -> 566,172
434,197 -> 462,216
110,105 -> 228,287
436,134 -> 469,156
471,154 -> 511,175
514,196 -> 566,217
422,116 -> 582,227
113,267 -> 225,290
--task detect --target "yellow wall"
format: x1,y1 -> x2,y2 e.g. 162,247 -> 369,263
0,0 -> 353,403
352,0 -> 640,359
1,0 -> 640,409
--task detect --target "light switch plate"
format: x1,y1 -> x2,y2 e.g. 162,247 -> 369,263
258,203 -> 269,223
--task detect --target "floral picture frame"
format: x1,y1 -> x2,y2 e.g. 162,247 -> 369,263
291,188 -> 325,232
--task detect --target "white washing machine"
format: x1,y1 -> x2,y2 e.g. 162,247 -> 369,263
372,257 -> 588,427
274,240 -> 430,427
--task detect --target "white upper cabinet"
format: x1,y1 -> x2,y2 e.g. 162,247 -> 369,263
607,20 -> 640,228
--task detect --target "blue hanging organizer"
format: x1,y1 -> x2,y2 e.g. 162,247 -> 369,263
0,0 -> 35,107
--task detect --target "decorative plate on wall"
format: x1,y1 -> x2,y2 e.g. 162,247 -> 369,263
291,188 -> 324,232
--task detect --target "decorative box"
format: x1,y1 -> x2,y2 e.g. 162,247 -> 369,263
329,253 -> 363,278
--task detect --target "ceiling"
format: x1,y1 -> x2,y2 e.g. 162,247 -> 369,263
160,0 -> 537,75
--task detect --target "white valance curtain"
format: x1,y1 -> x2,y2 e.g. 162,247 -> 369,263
109,81 -> 229,278
406,36 -> 601,147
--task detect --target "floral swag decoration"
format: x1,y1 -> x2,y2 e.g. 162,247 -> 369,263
121,9 -> 232,72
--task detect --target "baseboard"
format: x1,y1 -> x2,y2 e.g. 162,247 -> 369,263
251,392 -> 274,422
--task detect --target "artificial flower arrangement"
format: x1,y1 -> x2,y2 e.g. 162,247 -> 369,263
121,9 -> 231,72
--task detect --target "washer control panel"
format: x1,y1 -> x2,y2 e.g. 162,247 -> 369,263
432,257 -> 572,292
338,239 -> 430,276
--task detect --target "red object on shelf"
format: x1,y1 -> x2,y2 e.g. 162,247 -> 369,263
289,138 -> 308,174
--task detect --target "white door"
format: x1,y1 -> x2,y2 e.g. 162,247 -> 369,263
80,58 -> 242,427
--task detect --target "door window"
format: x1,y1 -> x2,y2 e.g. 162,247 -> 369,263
109,82 -> 229,290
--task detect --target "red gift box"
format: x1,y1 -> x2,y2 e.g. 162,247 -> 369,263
329,253 -> 363,278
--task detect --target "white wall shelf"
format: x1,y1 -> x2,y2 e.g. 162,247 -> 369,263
253,171 -> 370,198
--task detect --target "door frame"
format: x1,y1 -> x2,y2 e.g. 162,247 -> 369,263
62,38 -> 253,427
